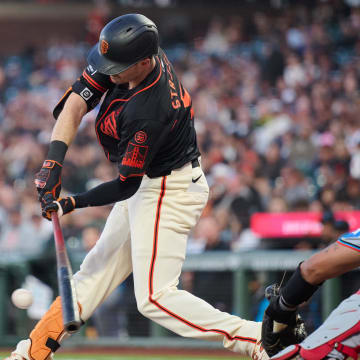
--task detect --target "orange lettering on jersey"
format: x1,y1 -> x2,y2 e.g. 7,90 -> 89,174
169,85 -> 180,109
180,87 -> 191,108
100,108 -> 122,140
169,79 -> 176,91
163,54 -> 174,81
172,99 -> 181,109
170,90 -> 178,98
163,53 -> 193,112
122,142 -> 148,169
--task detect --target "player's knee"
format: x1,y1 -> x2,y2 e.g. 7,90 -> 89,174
300,259 -> 327,285
135,287 -> 174,319
136,297 -> 154,318
136,291 -> 168,319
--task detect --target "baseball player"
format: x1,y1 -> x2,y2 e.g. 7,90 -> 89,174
6,14 -> 268,360
271,288 -> 360,359
261,228 -> 360,358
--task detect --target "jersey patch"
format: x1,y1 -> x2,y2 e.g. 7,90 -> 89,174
80,87 -> 93,101
134,131 -> 147,144
122,142 -> 148,169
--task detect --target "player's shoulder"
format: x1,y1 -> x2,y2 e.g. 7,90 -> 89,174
338,228 -> 360,241
122,99 -> 166,128
158,48 -> 170,65
123,99 -> 155,122
128,65 -> 164,106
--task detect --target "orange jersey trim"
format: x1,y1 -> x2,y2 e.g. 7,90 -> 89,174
119,172 -> 145,182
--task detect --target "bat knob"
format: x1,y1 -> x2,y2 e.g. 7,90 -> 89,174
65,320 -> 82,334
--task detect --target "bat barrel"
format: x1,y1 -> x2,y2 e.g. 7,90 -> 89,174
58,266 -> 81,333
52,212 -> 81,334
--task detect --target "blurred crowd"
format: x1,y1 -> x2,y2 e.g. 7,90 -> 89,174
1,0 -> 360,332
2,1 -> 360,255
182,1 -> 360,254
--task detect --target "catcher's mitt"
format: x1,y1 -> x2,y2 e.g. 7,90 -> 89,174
261,284 -> 307,357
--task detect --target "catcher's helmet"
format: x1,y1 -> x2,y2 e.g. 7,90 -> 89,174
87,14 -> 159,75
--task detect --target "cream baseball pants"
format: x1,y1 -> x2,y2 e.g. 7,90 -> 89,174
73,160 -> 261,356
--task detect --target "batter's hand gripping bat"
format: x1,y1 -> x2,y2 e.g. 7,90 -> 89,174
51,212 -> 81,333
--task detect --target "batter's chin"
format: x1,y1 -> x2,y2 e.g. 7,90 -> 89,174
110,76 -> 127,84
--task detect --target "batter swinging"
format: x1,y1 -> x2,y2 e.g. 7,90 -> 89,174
7,14 -> 268,360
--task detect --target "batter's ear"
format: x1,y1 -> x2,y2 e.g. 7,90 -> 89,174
139,57 -> 152,67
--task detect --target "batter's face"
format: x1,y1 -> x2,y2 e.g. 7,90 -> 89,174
110,58 -> 153,87
110,63 -> 140,84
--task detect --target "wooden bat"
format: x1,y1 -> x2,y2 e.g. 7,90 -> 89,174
51,212 -> 81,333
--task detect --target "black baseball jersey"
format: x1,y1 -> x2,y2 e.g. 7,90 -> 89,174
54,49 -> 200,180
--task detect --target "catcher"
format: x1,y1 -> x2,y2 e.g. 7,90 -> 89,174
261,228 -> 360,359
271,288 -> 360,360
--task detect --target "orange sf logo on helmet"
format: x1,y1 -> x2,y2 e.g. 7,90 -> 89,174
100,40 -> 109,55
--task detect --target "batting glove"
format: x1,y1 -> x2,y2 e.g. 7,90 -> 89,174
42,196 -> 75,221
35,159 -> 62,204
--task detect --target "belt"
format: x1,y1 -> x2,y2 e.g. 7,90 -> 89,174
192,158 -> 200,168
149,158 -> 200,178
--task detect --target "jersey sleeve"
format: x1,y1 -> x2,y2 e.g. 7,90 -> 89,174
53,64 -> 114,119
117,119 -> 170,181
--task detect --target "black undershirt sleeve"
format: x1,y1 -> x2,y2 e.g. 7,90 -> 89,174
73,176 -> 142,208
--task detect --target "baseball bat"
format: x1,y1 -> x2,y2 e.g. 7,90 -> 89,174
51,212 -> 81,333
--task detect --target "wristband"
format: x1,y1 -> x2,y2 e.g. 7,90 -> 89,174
46,140 -> 68,164
281,264 -> 320,307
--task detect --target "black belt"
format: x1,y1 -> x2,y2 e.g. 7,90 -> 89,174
192,158 -> 200,168
149,158 -> 200,178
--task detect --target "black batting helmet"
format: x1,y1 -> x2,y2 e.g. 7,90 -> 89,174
87,14 -> 159,75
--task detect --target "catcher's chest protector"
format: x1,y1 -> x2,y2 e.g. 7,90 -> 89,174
272,292 -> 360,360
300,292 -> 360,359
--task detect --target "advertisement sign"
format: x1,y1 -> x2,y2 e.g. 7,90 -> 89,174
250,211 -> 360,238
